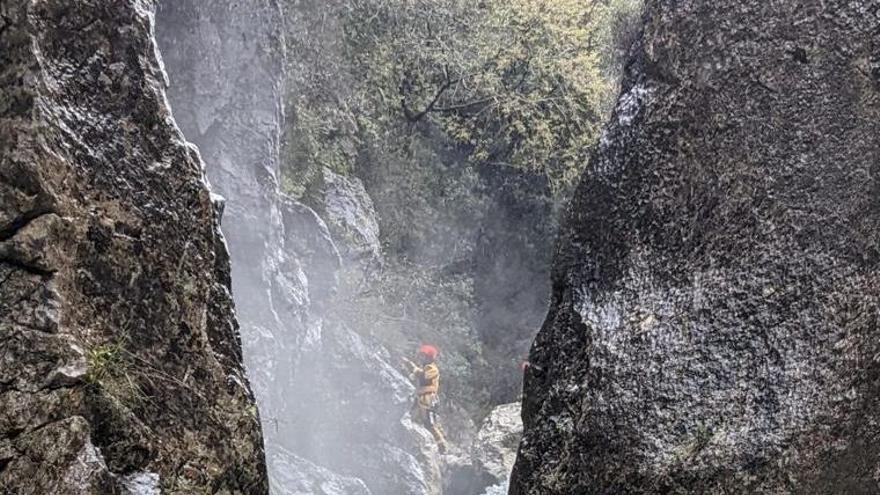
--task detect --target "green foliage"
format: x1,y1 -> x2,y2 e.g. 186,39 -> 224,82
280,0 -> 642,261
281,0 -> 374,197
85,339 -> 148,413
281,0 -> 642,198
278,0 -> 643,423
86,342 -> 124,384
358,135 -> 488,260
343,0 -> 641,194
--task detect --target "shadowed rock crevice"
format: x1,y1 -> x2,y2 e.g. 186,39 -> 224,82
0,207 -> 56,242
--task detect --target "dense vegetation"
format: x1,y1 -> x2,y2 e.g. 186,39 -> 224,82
285,0 -> 640,196
280,0 -> 641,420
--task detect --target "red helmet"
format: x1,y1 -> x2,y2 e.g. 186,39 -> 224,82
418,344 -> 439,360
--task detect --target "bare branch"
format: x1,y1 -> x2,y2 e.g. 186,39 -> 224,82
400,73 -> 457,122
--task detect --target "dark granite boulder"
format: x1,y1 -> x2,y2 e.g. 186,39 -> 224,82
511,1 -> 880,493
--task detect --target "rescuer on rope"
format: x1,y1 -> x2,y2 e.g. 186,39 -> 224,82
403,344 -> 448,453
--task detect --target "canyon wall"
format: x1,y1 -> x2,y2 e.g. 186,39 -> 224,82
155,2 -> 441,493
0,1 -> 266,492
511,1 -> 880,493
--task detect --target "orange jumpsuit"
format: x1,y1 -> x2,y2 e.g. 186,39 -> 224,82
410,362 -> 448,452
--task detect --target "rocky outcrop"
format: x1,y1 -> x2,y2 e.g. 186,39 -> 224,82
153,0 -> 300,403
446,402 -> 522,495
282,171 -> 444,494
0,1 -> 266,493
154,0 -> 326,489
269,447 -> 371,495
155,1 -> 441,493
472,402 -> 522,485
288,322 -> 443,495
312,168 -> 383,274
511,1 -> 880,494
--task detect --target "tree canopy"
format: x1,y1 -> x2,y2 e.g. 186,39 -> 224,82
284,0 -> 641,197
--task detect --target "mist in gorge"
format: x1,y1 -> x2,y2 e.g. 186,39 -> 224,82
153,0 -> 638,493
5,0 -> 878,494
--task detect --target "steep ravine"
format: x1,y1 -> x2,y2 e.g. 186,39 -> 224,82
0,0 -> 612,492
512,0 -> 880,493
0,1 -> 266,493
154,1 -> 447,493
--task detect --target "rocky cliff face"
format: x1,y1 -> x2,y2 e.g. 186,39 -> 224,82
446,402 -> 522,495
155,2 -> 442,493
153,1 -> 344,491
511,1 -> 880,493
0,1 -> 266,493
153,0 -> 302,408
312,168 -> 383,272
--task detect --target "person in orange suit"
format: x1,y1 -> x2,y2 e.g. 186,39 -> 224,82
404,344 -> 448,453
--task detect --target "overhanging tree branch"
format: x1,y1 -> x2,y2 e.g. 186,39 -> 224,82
400,67 -> 458,122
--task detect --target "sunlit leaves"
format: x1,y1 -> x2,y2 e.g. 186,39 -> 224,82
344,0 -> 641,195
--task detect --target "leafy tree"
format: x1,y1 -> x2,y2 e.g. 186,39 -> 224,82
343,0 -> 641,193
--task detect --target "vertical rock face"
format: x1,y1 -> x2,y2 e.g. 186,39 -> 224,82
0,1 -> 266,493
153,1 -> 329,491
446,402 -> 523,495
153,1 -> 302,400
155,2 -> 441,493
512,1 -> 880,494
312,168 -> 383,272
287,319 -> 443,495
